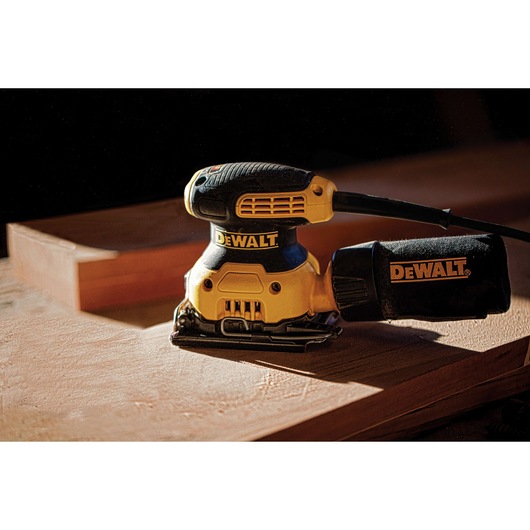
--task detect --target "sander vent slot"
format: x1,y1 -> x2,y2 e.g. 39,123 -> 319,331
224,299 -> 263,320
237,195 -> 306,217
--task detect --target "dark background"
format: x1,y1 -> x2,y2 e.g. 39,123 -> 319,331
1,89 -> 530,256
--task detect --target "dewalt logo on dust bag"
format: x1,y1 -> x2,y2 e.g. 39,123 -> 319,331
390,257 -> 471,283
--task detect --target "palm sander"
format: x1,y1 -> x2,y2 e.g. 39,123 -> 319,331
171,162 -> 529,352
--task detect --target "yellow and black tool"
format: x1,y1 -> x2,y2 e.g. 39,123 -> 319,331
170,162 -> 530,352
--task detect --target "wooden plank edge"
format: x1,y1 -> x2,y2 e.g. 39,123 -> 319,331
257,336 -> 530,441
77,243 -> 205,310
347,364 -> 530,441
7,223 -> 82,308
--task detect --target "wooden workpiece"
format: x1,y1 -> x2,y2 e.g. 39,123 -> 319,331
1,141 -> 530,440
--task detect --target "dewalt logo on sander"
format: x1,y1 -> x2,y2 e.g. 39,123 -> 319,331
390,257 -> 471,283
214,228 -> 279,250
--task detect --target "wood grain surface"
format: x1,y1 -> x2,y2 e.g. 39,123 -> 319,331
2,141 -> 530,440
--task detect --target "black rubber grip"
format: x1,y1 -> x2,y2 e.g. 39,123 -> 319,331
198,162 -> 315,193
331,234 -> 511,322
189,162 -> 315,227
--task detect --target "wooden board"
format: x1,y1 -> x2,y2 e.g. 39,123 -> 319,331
6,200 -> 207,310
0,251 -> 529,441
1,141 -> 530,441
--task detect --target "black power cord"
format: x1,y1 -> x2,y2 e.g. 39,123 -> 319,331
333,191 -> 530,243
